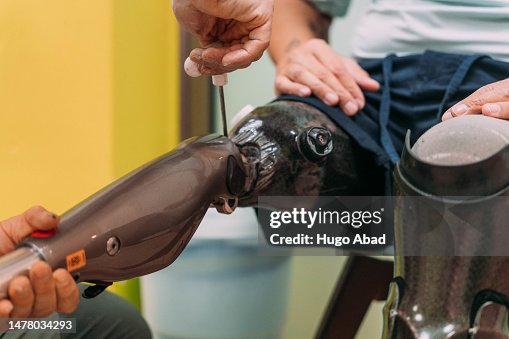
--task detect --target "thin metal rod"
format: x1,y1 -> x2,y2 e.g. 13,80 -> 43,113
219,86 -> 228,137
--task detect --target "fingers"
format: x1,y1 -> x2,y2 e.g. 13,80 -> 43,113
29,262 -> 57,318
8,275 -> 34,318
22,206 -> 59,232
482,102 -> 509,119
313,45 -> 365,109
275,76 -> 311,97
0,206 -> 59,251
344,58 -> 381,92
284,60 -> 359,115
184,4 -> 272,76
53,269 -> 79,314
3,262 -> 78,320
222,38 -> 266,68
188,42 -> 256,75
275,39 -> 379,116
442,79 -> 509,120
221,20 -> 271,67
0,299 -> 13,332
0,299 -> 13,317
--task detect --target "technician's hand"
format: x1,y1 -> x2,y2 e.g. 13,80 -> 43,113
275,39 -> 380,116
442,78 -> 509,120
0,206 -> 79,319
173,0 -> 274,75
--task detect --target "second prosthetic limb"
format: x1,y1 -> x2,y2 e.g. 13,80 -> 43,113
386,115 -> 509,339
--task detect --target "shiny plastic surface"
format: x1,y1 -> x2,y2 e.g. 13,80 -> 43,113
0,100 -> 385,297
22,134 -> 244,284
387,116 -> 509,339
231,100 -> 383,208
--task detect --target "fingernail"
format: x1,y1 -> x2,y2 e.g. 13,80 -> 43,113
324,93 -> 338,105
191,49 -> 203,61
2,303 -> 13,314
34,268 -> 50,280
452,104 -> 468,115
485,103 -> 501,115
15,285 -> 25,295
298,88 -> 309,97
55,274 -> 68,287
343,101 -> 358,115
356,98 -> 365,109
442,111 -> 453,121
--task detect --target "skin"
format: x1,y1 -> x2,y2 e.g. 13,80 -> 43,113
442,78 -> 509,121
173,0 -> 274,75
268,0 -> 380,116
0,206 -> 79,321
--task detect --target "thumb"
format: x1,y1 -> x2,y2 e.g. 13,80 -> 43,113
1,206 -> 59,245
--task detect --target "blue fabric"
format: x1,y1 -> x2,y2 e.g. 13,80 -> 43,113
379,54 -> 399,164
275,50 -> 509,194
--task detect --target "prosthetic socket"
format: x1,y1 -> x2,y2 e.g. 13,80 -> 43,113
387,116 -> 509,339
0,101 -> 377,298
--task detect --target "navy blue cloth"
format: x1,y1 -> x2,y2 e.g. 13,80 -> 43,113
275,50 -> 509,194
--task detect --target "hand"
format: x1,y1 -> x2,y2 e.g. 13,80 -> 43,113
0,206 -> 79,319
442,78 -> 509,120
274,39 -> 380,116
173,0 -> 274,75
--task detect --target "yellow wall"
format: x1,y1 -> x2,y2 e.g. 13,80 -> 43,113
0,0 -> 114,215
113,0 -> 179,177
110,0 -> 180,309
0,0 -> 180,308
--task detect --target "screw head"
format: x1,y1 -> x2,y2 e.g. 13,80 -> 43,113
106,236 -> 121,256
299,127 -> 333,160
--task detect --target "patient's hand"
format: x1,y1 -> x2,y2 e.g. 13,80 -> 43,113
0,206 -> 79,319
274,39 -> 380,116
442,78 -> 509,120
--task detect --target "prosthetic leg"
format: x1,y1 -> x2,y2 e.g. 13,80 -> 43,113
386,115 -> 509,338
0,100 -> 379,299
3,96 -> 507,339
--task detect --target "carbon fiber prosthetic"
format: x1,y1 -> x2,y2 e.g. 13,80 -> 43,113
387,116 -> 509,339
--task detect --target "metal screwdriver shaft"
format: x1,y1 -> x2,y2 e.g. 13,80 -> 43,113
218,86 -> 228,136
184,57 -> 229,137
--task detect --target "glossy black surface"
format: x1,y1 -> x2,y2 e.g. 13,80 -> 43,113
231,101 -> 384,207
388,126 -> 509,339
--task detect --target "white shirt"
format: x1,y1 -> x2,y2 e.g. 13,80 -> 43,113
311,0 -> 509,61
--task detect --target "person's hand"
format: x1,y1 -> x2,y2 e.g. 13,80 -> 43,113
173,0 -> 274,75
442,78 -> 509,120
274,39 -> 380,115
0,206 -> 79,319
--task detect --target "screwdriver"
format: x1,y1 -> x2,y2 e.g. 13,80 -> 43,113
184,58 -> 229,137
